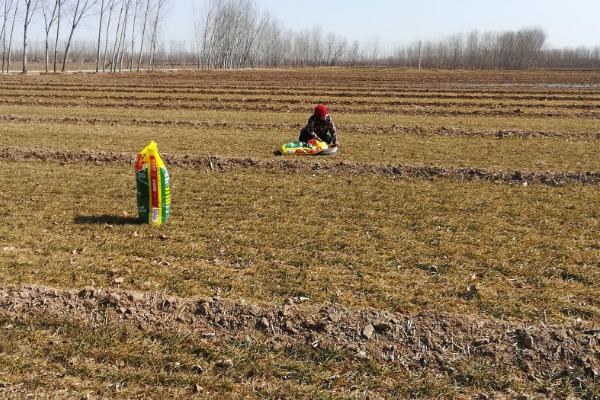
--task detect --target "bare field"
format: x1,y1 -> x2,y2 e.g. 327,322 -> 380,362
2,122 -> 599,172
2,160 -> 598,319
1,68 -> 599,399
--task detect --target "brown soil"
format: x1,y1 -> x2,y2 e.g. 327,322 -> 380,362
2,97 -> 600,118
2,91 -> 600,111
1,114 -> 597,140
1,147 -> 598,186
2,284 -> 598,392
2,67 -> 600,86
3,84 -> 600,101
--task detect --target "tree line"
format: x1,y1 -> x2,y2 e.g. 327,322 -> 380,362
1,0 -> 169,73
1,0 -> 599,73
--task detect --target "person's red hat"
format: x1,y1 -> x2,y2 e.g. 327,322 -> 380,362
314,104 -> 329,119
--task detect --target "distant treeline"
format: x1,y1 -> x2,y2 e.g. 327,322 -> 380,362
381,31 -> 600,70
2,0 -> 599,73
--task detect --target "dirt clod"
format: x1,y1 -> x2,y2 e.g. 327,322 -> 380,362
113,277 -> 125,285
192,383 -> 203,394
462,284 -> 479,300
515,329 -> 535,349
192,365 -> 204,374
2,147 -> 597,186
362,324 -> 375,339
215,358 -> 233,369
373,322 -> 392,334
256,317 -> 270,330
1,284 -> 599,392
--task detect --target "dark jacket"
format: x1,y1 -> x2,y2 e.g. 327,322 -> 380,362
299,115 -> 338,144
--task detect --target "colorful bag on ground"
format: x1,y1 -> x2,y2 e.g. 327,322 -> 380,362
280,138 -> 329,155
135,141 -> 171,225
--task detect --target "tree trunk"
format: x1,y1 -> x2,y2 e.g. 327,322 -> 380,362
117,0 -> 131,72
43,0 -> 60,73
43,1 -> 54,73
1,0 -> 13,74
102,0 -> 115,72
110,0 -> 124,72
136,0 -> 150,71
148,0 -> 167,71
44,36 -> 49,72
53,0 -> 62,73
62,0 -> 82,72
6,2 -> 17,74
148,6 -> 160,70
96,0 -> 105,72
62,0 -> 93,72
22,1 -> 32,74
129,0 -> 139,71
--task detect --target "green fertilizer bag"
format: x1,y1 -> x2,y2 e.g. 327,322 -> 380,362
135,141 -> 171,225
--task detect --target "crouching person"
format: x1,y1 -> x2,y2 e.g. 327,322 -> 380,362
299,104 -> 339,148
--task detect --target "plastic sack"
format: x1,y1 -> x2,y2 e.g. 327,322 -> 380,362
280,138 -> 330,155
134,141 -> 171,225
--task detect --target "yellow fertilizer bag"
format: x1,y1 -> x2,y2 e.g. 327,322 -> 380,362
134,141 -> 171,225
280,138 -> 330,155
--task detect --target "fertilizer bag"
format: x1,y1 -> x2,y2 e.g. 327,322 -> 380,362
135,141 -> 171,225
280,138 -> 330,155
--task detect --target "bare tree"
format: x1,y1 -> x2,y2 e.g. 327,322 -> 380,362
324,32 -> 346,65
1,0 -> 18,73
0,4 -> 5,72
0,0 -> 587,71
521,28 -> 546,68
465,30 -> 478,69
448,33 -> 463,69
41,0 -> 59,72
308,26 -> 323,65
22,0 -> 40,73
4,0 -> 18,73
195,0 -> 218,69
346,40 -> 360,67
96,0 -> 106,72
479,31 -> 494,69
107,0 -> 136,72
62,0 -> 96,72
148,0 -> 167,70
253,15 -> 288,67
101,0 -> 116,71
0,9 -> 3,72
128,0 -> 139,71
53,0 -> 65,72
116,0 -> 133,71
192,1 -> 202,68
136,0 -> 150,71
383,27 -> 548,70
364,38 -> 380,65
108,0 -> 124,71
197,0 -> 270,69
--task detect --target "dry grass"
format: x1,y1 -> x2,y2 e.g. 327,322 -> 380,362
1,68 -> 599,398
2,286 -> 598,400
1,160 -> 598,324
2,103 -> 600,132
0,317 -> 537,399
1,119 -> 599,172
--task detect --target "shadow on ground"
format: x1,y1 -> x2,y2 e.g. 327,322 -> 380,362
74,215 -> 142,225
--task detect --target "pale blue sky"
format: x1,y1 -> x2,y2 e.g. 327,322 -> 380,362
167,0 -> 600,48
26,0 -> 600,49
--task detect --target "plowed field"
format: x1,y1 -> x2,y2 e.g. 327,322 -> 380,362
1,68 -> 599,399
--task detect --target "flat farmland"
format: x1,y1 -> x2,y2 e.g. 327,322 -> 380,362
0,68 -> 599,399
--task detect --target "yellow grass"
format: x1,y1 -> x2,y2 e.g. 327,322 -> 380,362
1,160 -> 598,323
1,68 -> 599,398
